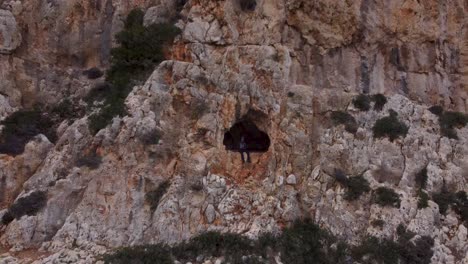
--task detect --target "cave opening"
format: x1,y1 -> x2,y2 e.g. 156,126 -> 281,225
223,120 -> 270,153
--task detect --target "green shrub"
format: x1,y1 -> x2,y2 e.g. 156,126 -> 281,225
1,211 -> 14,225
372,187 -> 401,208
330,111 -> 358,133
146,181 -> 170,211
174,231 -> 254,263
453,191 -> 467,225
415,167 -> 428,190
353,94 -> 371,111
76,153 -> 102,170
438,111 -> 468,139
87,9 -> 181,135
344,175 -> 371,201
2,191 -> 48,225
279,218 -> 347,264
352,226 -> 434,264
428,105 -> 443,116
102,244 -> 173,264
0,109 -> 55,155
417,190 -> 429,209
433,189 -> 467,224
351,236 -> 400,264
372,94 -> 387,111
372,112 -> 408,141
51,99 -> 84,121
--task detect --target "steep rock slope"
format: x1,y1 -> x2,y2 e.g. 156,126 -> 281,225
0,0 -> 467,263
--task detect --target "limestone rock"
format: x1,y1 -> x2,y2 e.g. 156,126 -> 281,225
0,10 -> 21,54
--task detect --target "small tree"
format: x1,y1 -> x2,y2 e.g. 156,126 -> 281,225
372,187 -> 401,208
353,94 -> 371,111
372,111 -> 408,141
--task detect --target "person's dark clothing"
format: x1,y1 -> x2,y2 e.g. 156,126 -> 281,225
239,136 -> 251,163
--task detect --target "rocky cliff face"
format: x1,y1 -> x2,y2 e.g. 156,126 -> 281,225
0,0 -> 467,263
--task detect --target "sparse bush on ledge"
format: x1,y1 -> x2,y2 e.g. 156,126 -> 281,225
333,170 -> 371,201
331,111 -> 358,133
372,94 -> 387,111
102,218 -> 435,264
438,111 -> 468,140
86,8 -> 181,135
372,111 -> 408,141
417,190 -> 429,209
0,109 -> 56,156
353,94 -> 371,111
352,93 -> 387,112
415,166 -> 428,190
2,191 -> 47,225
433,188 -> 467,224
372,187 -> 401,208
345,175 -> 371,201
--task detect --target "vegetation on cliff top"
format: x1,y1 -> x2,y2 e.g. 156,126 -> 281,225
102,219 -> 434,264
86,9 -> 181,135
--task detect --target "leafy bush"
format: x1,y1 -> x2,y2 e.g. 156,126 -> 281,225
344,175 -> 371,201
372,94 -> 387,111
432,187 -> 454,215
103,218 -> 435,264
372,187 -> 401,208
83,67 -> 104,79
103,218 -> 347,264
438,111 -> 468,139
351,236 -> 400,264
0,109 -> 55,155
102,244 -> 172,264
353,94 -> 371,111
146,181 -> 170,211
372,111 -> 408,141
415,167 -> 428,190
417,190 -> 429,209
51,99 -> 84,121
76,153 -> 102,170
279,218 -> 347,264
352,225 -> 434,264
2,191 -> 48,225
87,9 -> 181,135
428,105 -> 443,116
433,189 -> 467,224
1,211 -> 14,225
333,170 -> 370,201
331,111 -> 358,133
239,0 -> 257,11
174,231 -> 254,263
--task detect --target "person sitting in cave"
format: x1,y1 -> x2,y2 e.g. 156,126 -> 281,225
239,136 -> 251,163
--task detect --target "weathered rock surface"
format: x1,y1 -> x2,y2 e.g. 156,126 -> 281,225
0,9 -> 21,54
0,0 -> 467,263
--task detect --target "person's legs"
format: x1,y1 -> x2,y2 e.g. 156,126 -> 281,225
246,151 -> 251,163
240,151 -> 245,163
